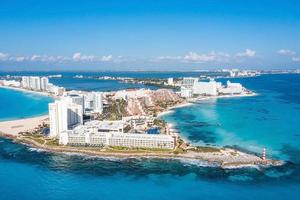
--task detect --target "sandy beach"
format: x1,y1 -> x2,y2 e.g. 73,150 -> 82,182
157,102 -> 193,117
0,115 -> 49,136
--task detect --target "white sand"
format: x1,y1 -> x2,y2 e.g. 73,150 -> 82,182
0,115 -> 49,136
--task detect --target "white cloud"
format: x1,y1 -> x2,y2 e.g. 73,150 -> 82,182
0,52 -> 117,63
14,56 -> 26,62
0,52 -> 9,60
292,57 -> 300,62
183,51 -> 230,63
72,52 -> 82,61
235,49 -> 256,57
158,56 -> 182,60
72,53 -> 114,62
72,52 -> 96,62
31,55 -> 42,61
101,55 -> 113,62
278,49 -> 296,56
159,50 -> 256,64
184,52 -> 215,62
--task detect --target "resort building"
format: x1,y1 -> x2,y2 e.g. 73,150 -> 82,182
84,120 -> 124,133
0,80 -> 21,87
40,77 -> 49,91
59,120 -> 175,149
92,92 -> 103,114
21,76 -> 30,88
47,83 -> 65,96
64,94 -> 85,113
113,88 -> 151,100
180,87 -> 193,98
182,77 -> 199,89
29,76 -> 41,91
21,76 -> 49,92
192,79 -> 220,96
49,100 -> 68,138
167,78 -> 174,85
48,98 -> 83,138
218,81 -> 244,94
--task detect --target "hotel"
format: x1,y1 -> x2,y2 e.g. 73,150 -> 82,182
21,76 -> 49,91
59,120 -> 175,149
48,97 -> 83,138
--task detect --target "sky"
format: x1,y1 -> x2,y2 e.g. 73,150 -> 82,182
0,0 -> 300,71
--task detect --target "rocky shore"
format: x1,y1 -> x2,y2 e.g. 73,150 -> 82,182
0,132 -> 284,169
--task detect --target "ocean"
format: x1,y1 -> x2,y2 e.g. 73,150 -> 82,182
0,72 -> 300,200
0,87 -> 53,121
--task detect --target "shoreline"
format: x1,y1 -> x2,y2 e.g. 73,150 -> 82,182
0,133 -> 284,169
0,89 -> 284,169
0,85 -> 56,99
191,92 -> 258,102
0,115 -> 49,136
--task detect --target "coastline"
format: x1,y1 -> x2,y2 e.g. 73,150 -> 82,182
0,85 -> 56,98
0,90 -> 284,169
0,133 -> 284,169
0,115 -> 49,136
191,92 -> 258,102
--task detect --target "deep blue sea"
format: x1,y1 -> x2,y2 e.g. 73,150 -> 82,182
0,72 -> 300,200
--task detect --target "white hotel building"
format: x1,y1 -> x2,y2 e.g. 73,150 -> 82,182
48,97 -> 83,138
59,120 -> 176,149
21,76 -> 49,91
181,78 -> 244,97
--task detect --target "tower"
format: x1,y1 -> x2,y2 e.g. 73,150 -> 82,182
262,148 -> 266,160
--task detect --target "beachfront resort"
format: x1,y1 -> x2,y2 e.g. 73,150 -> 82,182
0,75 -> 252,151
0,74 -> 280,168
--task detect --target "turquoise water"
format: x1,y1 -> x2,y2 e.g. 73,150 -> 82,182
0,73 -> 300,199
163,74 -> 300,163
0,87 -> 53,121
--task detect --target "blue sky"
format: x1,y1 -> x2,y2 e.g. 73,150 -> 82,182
0,0 -> 300,71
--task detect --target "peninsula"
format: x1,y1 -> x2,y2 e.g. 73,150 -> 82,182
0,75 -> 283,169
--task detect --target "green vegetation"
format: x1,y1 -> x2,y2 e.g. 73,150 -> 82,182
153,118 -> 166,127
191,146 -> 221,153
30,137 -> 45,145
46,139 -> 59,146
173,147 -> 185,154
104,98 -> 128,120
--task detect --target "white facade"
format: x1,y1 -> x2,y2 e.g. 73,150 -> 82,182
59,122 -> 175,149
0,80 -> 21,87
64,94 -> 84,115
29,76 -> 41,91
84,120 -> 124,133
67,103 -> 83,129
49,100 -> 68,138
40,77 -> 49,91
192,80 -> 219,96
114,89 -> 150,100
219,81 -> 243,94
92,92 -> 103,113
21,76 -> 50,91
180,87 -> 193,98
167,78 -> 174,85
21,76 -> 30,88
47,83 -> 65,95
49,98 -> 83,138
182,77 -> 199,89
